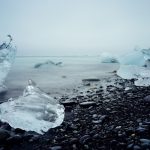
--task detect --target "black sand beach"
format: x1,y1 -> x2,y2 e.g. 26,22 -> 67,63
1,0 -> 150,149
0,75 -> 150,150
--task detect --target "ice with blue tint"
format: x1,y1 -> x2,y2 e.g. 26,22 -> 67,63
117,48 -> 150,86
142,48 -> 150,61
118,50 -> 145,66
100,52 -> 118,63
0,36 -> 16,93
0,80 -> 64,134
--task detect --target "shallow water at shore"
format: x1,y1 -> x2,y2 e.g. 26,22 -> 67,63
2,56 -> 119,101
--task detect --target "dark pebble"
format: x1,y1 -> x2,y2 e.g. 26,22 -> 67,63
80,101 -> 96,107
0,128 -> 10,141
6,135 -> 22,145
79,135 -> 90,144
92,120 -> 102,124
127,143 -> 134,149
50,146 -> 62,150
82,78 -> 100,82
14,128 -> 25,134
111,140 -> 118,149
143,95 -> 150,104
69,138 -> 78,144
140,139 -> 150,148
61,101 -> 77,106
1,123 -> 11,131
133,145 -> 141,150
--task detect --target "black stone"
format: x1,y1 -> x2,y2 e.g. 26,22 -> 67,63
0,129 -> 10,141
82,78 -> 100,82
14,128 -> 25,134
143,95 -> 150,104
6,135 -> 22,145
61,101 -> 77,106
50,146 -> 62,150
79,135 -> 90,144
80,101 -> 96,107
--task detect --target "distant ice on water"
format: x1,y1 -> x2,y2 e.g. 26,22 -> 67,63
100,52 -> 119,63
34,60 -> 62,69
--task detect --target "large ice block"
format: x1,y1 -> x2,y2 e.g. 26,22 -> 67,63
0,80 -> 65,134
117,48 -> 150,86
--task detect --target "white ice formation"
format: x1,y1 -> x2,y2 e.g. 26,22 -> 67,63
0,80 -> 65,134
0,35 -> 16,93
100,52 -> 119,63
117,48 -> 150,86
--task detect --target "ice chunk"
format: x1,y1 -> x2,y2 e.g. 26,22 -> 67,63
117,65 -> 141,79
142,48 -> 150,61
100,52 -> 118,63
0,80 -> 65,134
0,35 -> 16,93
117,48 -> 150,86
34,60 -> 62,68
118,50 -> 145,66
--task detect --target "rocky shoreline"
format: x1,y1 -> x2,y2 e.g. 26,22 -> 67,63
0,75 -> 150,150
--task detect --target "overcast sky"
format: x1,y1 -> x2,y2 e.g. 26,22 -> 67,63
0,0 -> 150,56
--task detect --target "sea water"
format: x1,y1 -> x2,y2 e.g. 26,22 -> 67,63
3,56 -> 118,101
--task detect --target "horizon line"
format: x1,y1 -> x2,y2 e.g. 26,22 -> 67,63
16,55 -> 100,57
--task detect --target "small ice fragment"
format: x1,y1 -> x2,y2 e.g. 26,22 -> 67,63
0,80 -> 65,134
34,60 -> 62,68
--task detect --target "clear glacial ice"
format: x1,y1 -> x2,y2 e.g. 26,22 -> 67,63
0,36 -> 65,134
0,35 -> 16,93
99,49 -> 150,86
0,80 -> 65,134
100,52 -> 119,63
117,49 -> 150,86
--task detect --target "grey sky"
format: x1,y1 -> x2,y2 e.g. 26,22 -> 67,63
0,0 -> 150,56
